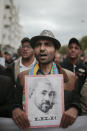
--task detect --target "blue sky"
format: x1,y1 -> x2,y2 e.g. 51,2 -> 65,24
14,0 -> 87,45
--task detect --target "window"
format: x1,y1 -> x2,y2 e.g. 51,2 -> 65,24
4,25 -> 10,28
5,5 -> 10,9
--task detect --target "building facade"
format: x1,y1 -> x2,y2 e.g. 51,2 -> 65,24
0,0 -> 24,50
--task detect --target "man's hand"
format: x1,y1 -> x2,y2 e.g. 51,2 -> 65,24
60,107 -> 78,128
12,108 -> 30,129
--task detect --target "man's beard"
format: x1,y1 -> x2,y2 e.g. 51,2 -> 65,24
39,102 -> 54,113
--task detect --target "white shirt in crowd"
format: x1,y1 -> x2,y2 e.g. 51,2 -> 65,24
20,58 -> 36,73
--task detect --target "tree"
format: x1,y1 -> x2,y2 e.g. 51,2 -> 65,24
59,45 -> 68,55
80,36 -> 87,51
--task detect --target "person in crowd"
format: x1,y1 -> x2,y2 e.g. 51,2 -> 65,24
80,77 -> 87,115
0,50 -> 4,57
83,53 -> 87,66
4,50 -> 13,66
60,38 -> 87,92
0,75 -> 14,117
0,64 -> 12,77
84,58 -> 87,66
0,49 -> 5,67
79,53 -> 85,64
7,37 -> 36,83
12,53 -> 18,61
0,65 -> 6,75
12,30 -> 81,129
54,51 -> 63,64
0,62 -> 15,117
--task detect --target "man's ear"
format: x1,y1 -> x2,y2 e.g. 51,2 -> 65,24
55,49 -> 59,55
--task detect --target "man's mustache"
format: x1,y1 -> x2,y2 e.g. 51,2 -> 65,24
41,101 -> 51,106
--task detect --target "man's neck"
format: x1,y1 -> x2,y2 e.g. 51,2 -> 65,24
39,62 -> 53,75
22,56 -> 34,67
68,57 -> 78,65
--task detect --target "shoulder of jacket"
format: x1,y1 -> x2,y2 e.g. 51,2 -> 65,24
56,64 -> 77,91
14,57 -> 21,64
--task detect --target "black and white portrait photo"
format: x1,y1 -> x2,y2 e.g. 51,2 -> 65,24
25,75 -> 64,128
29,78 -> 56,114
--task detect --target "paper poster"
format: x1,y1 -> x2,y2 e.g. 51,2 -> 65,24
25,74 -> 64,128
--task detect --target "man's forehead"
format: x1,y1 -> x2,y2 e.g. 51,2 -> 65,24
22,41 -> 31,45
37,82 -> 54,91
36,39 -> 53,43
68,43 -> 81,48
42,90 -> 55,93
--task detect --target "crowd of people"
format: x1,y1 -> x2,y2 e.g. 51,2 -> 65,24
0,30 -> 87,129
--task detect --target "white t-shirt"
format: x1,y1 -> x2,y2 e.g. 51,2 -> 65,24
20,58 -> 36,73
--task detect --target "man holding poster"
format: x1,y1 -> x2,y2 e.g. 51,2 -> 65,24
12,30 -> 81,129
